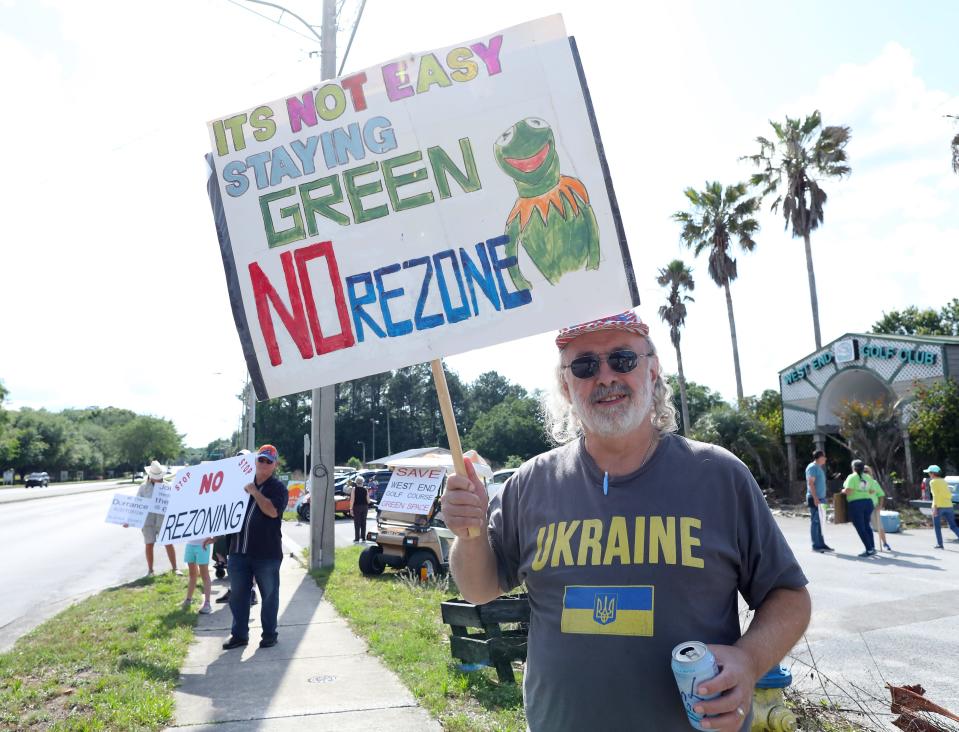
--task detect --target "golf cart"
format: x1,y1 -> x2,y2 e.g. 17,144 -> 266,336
359,452 -> 493,577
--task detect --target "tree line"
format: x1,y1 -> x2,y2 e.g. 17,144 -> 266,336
247,365 -> 550,471
0,384 -> 182,481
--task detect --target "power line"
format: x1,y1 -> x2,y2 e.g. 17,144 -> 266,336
337,0 -> 366,76
223,0 -> 321,46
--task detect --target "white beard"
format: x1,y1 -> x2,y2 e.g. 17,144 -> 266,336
571,378 -> 653,437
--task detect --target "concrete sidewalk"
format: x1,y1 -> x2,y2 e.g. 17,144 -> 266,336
167,547 -> 441,731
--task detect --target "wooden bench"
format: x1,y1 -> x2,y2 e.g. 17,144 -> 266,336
440,594 -> 530,683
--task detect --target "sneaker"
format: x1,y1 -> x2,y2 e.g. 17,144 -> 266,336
883,543 -> 892,551
259,636 -> 278,648
857,551 -> 871,557
215,590 -> 231,604
146,570 -> 155,577
173,568 -> 184,576
181,598 -> 193,610
866,549 -> 877,556
250,590 -> 258,606
934,545 -> 944,550
822,545 -> 834,552
199,602 -> 213,614
222,636 -> 248,650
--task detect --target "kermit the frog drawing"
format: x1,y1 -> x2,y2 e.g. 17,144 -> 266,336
494,117 -> 600,290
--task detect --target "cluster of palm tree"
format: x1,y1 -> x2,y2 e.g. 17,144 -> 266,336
661,110 -> 851,431
949,114 -> 959,173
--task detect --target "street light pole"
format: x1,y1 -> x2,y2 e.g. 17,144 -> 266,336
371,418 -> 378,463
356,441 -> 366,466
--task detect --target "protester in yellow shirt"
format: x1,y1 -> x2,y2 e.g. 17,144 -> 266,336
925,465 -> 959,549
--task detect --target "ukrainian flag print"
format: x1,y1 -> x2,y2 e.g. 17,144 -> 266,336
561,585 -> 654,636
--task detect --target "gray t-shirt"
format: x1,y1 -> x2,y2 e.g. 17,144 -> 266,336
487,433 -> 807,732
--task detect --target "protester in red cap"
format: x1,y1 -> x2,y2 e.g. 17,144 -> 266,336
222,444 -> 288,651
442,310 -> 810,732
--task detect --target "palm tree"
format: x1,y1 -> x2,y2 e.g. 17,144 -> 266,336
949,115 -> 959,173
657,260 -> 695,434
744,110 -> 851,349
672,181 -> 759,403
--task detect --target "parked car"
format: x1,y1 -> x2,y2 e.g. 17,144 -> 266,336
355,469 -> 394,503
133,470 -> 145,482
487,467 -> 518,504
295,476 -> 367,521
25,472 -> 50,488
334,465 -> 357,479
909,475 -> 959,516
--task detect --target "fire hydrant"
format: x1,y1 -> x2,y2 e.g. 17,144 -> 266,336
751,666 -> 797,732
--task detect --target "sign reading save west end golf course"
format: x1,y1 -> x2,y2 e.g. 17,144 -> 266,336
207,15 -> 638,401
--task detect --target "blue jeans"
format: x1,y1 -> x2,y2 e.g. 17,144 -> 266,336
808,496 -> 826,548
933,507 -> 959,547
228,554 -> 282,641
847,498 -> 875,552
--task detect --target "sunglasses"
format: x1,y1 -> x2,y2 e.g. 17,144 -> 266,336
562,350 -> 653,379
257,457 -> 274,464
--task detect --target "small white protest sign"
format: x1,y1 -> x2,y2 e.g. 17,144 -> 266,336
105,493 -> 152,528
150,481 -> 172,515
158,455 -> 256,545
378,465 -> 446,515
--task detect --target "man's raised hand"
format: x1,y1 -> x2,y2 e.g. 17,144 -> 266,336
442,459 -> 488,540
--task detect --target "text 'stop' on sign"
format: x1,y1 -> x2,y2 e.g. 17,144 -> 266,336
206,14 -> 639,401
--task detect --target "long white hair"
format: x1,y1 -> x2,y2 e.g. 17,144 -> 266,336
540,334 -> 679,445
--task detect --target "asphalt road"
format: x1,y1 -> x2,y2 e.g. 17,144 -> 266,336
2,491 -> 958,727
0,487 -> 161,652
766,513 -> 959,726
0,489 -> 369,653
0,479 -> 132,504
282,512 -> 378,552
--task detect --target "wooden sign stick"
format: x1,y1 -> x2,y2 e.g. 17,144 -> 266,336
430,358 -> 479,538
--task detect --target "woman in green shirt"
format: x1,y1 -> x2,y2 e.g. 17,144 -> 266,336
864,466 -> 891,552
842,460 -> 876,556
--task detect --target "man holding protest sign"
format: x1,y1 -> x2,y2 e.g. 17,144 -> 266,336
222,444 -> 288,651
128,460 -> 181,577
443,311 -> 810,731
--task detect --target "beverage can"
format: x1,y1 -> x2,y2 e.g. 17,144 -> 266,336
671,640 -> 721,730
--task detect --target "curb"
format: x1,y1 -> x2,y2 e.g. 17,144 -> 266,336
282,536 -> 308,569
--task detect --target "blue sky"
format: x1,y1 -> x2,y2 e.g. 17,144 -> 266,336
1,0 -> 956,445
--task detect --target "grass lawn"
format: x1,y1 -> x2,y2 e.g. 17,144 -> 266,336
0,573 -> 196,731
311,545 -> 525,732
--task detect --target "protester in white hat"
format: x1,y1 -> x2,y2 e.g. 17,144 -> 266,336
442,310 -> 810,732
126,460 -> 181,576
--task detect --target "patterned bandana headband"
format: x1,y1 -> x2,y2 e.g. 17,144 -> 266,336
555,311 -> 649,350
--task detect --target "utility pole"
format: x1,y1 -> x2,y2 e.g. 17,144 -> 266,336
310,0 -> 338,571
246,380 -> 256,452
239,0 -> 366,570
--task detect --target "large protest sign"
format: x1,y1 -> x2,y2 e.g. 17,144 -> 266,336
207,15 -> 639,401
378,465 -> 446,516
157,455 -> 254,545
105,494 -> 152,528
